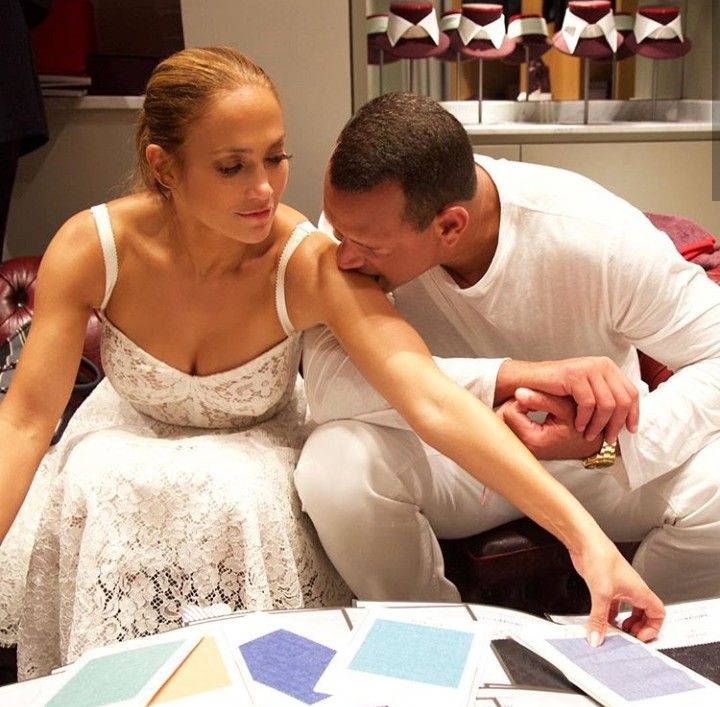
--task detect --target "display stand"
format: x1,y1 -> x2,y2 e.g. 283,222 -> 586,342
625,6 -> 692,122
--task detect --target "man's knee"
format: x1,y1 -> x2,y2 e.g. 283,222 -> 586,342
296,421 -> 367,509
294,420 -> 421,519
656,439 -> 720,530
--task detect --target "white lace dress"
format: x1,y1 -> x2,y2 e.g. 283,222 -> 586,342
0,206 -> 351,679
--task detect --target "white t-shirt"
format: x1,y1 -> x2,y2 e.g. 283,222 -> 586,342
304,156 -> 720,489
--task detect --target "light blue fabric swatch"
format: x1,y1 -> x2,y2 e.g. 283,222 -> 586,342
548,635 -> 703,701
349,619 -> 474,688
45,639 -> 186,707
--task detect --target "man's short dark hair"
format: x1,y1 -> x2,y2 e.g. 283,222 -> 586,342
329,93 -> 477,230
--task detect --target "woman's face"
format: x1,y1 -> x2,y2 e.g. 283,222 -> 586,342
170,84 -> 290,244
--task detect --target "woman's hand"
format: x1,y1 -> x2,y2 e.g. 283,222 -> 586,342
569,534 -> 665,646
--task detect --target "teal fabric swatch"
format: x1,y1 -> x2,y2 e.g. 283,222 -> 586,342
45,639 -> 185,707
349,619 -> 474,688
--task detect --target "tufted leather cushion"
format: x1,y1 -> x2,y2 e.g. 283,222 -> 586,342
442,520 -> 639,615
0,256 -> 39,342
0,257 -> 103,372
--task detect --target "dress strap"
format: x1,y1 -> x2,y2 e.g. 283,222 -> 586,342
275,220 -> 315,336
89,204 -> 118,311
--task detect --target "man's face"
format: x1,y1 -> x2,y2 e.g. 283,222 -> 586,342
323,176 -> 439,292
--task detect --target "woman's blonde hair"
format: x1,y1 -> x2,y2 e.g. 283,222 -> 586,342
134,46 -> 278,194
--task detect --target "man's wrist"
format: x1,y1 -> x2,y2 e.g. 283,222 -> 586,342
493,358 -> 529,406
582,440 -> 618,469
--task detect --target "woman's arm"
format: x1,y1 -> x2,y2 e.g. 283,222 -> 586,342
0,211 -> 105,541
286,234 -> 664,644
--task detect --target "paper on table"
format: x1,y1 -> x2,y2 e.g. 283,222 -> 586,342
353,599 -> 468,608
40,635 -> 201,707
353,602 -> 477,626
515,623 -> 720,707
149,634 -> 248,705
221,609 -> 355,706
479,688 -> 596,706
641,598 -> 720,651
547,597 -> 720,650
469,603 -> 566,686
470,604 -> 559,639
0,674 -> 63,707
316,608 -> 486,707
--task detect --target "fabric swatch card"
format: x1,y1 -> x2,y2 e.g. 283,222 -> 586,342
315,608 -> 485,706
149,633 -> 250,704
40,635 -> 200,707
222,610 -> 356,706
659,642 -> 720,685
516,625 -> 720,707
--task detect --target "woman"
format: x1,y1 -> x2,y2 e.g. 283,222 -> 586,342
0,47 -> 662,678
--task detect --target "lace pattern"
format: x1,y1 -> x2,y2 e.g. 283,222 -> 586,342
0,214 -> 352,678
101,317 -> 303,429
4,375 -> 350,680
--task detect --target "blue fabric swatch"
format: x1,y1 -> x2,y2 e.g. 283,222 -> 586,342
45,639 -> 186,707
548,635 -> 704,701
349,619 -> 474,688
239,629 -> 335,704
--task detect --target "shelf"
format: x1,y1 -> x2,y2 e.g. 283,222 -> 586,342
442,99 -> 713,143
43,95 -> 144,110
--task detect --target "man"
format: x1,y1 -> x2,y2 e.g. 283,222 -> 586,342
295,92 -> 720,611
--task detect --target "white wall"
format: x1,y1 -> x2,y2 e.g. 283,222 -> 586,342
4,101 -> 139,259
180,0 -> 354,221
2,1 -> 355,260
523,141 -> 720,235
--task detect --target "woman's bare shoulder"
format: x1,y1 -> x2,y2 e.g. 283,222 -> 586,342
105,192 -> 167,246
35,208 -> 105,307
270,203 -> 333,267
40,192 -> 158,307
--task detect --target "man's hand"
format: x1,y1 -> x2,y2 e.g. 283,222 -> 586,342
497,388 -> 604,460
495,358 -> 639,444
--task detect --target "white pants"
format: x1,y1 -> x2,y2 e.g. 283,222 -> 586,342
294,420 -> 720,603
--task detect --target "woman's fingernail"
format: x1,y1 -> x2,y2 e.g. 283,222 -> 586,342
588,630 -> 603,648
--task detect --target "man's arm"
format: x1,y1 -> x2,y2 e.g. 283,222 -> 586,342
607,229 -> 720,489
303,323 -> 503,429
303,324 -> 639,446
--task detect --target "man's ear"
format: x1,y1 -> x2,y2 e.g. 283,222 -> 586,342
434,205 -> 469,248
145,144 -> 179,191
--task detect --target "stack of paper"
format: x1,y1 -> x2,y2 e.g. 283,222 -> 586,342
25,599 -> 720,706
39,75 -> 92,97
